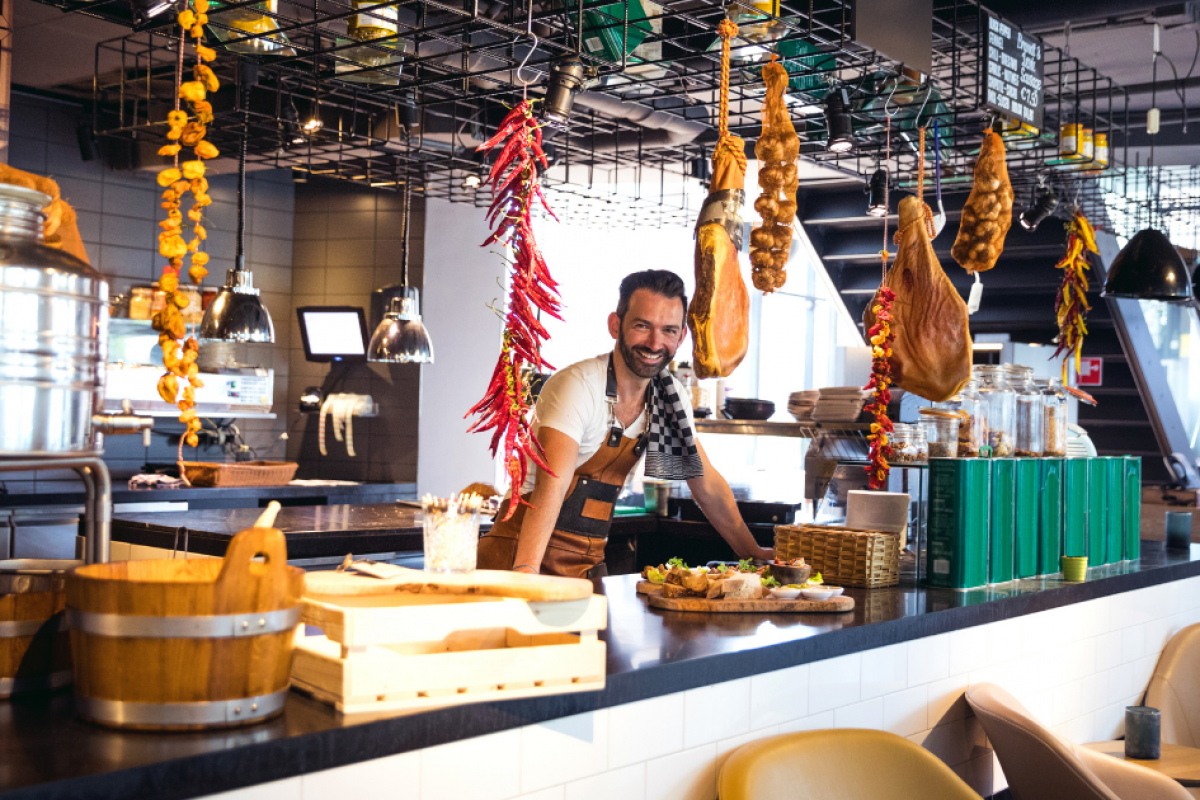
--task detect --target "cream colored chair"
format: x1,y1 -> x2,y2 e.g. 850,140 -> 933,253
1145,623 -> 1200,747
966,683 -> 1192,800
717,728 -> 980,800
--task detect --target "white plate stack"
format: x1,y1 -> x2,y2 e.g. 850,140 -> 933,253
787,389 -> 819,421
811,387 -> 869,422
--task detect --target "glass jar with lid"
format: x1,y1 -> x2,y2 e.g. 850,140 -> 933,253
129,286 -> 153,320
1040,377 -> 1068,457
919,411 -> 960,458
1007,364 -> 1044,457
937,380 -> 988,457
975,365 -> 1015,456
891,423 -> 928,464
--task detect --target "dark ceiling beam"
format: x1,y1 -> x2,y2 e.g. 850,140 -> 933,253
979,0 -> 1179,31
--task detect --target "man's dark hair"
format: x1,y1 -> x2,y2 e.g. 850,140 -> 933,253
616,270 -> 688,322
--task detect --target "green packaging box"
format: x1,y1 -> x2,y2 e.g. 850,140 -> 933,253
1124,456 -> 1142,561
989,459 -> 1015,584
1013,458 -> 1040,579
1038,458 -> 1065,575
1104,457 -> 1125,562
1087,457 -> 1107,564
1062,458 -> 1088,558
928,459 -> 991,589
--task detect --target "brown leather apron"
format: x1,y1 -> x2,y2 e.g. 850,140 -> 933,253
477,354 -> 648,579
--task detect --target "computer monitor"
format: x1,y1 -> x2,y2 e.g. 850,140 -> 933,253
296,306 -> 369,363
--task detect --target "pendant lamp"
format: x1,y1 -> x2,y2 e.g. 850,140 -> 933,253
1102,228 -> 1195,304
199,128 -> 276,343
368,180 -> 434,363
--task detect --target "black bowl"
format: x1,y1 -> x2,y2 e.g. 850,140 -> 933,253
724,398 -> 776,420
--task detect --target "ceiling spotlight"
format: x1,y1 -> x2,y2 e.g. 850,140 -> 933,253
824,88 -> 854,153
462,172 -> 482,189
541,55 -> 594,129
129,0 -> 175,25
1103,228 -> 1196,303
1019,187 -> 1058,231
303,117 -> 323,135
866,168 -> 888,217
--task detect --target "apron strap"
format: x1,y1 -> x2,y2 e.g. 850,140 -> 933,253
606,353 -> 652,452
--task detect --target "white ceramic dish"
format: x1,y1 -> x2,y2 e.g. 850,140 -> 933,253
801,587 -> 837,601
769,586 -> 803,600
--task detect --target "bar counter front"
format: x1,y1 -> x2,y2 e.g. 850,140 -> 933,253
3,538 -> 1200,800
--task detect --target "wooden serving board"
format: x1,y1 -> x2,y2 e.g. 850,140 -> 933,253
635,581 -> 853,613
304,568 -> 593,602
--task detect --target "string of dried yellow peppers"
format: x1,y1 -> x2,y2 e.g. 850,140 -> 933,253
864,118 -> 899,490
1050,211 -> 1099,384
154,1 -> 219,448
464,101 -> 563,518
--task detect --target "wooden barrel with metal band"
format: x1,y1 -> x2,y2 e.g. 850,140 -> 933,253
65,526 -> 305,730
0,571 -> 72,698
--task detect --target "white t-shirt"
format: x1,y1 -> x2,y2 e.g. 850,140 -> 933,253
518,352 -> 695,496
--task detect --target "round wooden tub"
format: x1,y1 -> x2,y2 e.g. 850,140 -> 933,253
0,572 -> 71,698
65,527 -> 305,730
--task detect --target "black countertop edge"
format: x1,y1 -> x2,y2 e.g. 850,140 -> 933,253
4,549 -> 1198,800
0,484 -> 417,509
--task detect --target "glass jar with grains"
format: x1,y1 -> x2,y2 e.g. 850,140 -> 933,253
1040,376 -> 1068,457
936,381 -> 988,457
1008,364 -> 1044,457
919,411 -> 961,458
975,365 -> 1015,457
891,423 -> 928,463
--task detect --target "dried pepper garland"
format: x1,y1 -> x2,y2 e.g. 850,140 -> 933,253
865,287 -> 896,489
465,100 -> 563,518
154,0 -> 219,447
1051,211 -> 1099,384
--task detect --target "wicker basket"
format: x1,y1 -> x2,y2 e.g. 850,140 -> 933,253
774,524 -> 901,588
180,461 -> 299,488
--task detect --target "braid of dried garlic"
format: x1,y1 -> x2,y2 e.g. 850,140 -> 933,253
154,0 -> 219,448
749,59 -> 799,294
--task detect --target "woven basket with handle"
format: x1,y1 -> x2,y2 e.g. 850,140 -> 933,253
774,524 -> 901,588
180,461 -> 299,488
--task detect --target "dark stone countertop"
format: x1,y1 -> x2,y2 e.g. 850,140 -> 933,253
3,541 -> 1200,800
0,483 -> 417,511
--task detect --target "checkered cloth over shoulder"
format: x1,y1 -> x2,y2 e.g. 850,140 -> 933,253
644,369 -> 704,480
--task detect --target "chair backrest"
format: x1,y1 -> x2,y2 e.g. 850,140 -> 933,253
1145,623 -> 1200,747
717,728 -> 980,800
966,683 -> 1119,800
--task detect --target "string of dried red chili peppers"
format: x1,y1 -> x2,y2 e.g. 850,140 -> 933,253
1051,211 -> 1099,384
465,100 -> 563,518
864,117 -> 898,490
154,0 -> 219,448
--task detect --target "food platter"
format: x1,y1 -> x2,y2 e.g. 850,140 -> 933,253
636,581 -> 855,613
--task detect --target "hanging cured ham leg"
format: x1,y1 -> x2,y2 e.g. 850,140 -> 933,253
688,19 -> 750,380
864,195 -> 972,403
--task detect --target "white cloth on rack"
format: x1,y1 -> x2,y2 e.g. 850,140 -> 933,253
319,393 -> 374,457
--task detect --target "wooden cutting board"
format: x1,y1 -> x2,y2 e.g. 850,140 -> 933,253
636,581 -> 854,613
304,568 -> 593,602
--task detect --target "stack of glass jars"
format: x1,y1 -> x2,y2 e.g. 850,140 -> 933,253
934,380 -> 988,457
975,365 -> 1015,457
1008,364 -> 1044,457
918,411 -> 960,458
891,423 -> 928,463
1040,376 -> 1068,457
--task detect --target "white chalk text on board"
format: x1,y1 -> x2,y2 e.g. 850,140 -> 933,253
984,11 -> 1044,130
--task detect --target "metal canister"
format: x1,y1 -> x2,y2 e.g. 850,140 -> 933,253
990,459 -> 1015,584
1104,457 -> 1125,562
1063,458 -> 1088,558
1038,458 -> 1064,575
1124,456 -> 1142,561
1013,458 -> 1040,578
1087,457 -> 1107,564
1060,123 -> 1082,159
928,459 -> 990,589
0,185 -> 108,456
1094,133 -> 1109,168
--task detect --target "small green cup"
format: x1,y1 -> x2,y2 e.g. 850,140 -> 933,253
1061,555 -> 1088,582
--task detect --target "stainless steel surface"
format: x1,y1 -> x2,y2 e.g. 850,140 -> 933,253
0,457 -> 111,563
695,419 -> 871,438
199,269 -> 276,344
0,558 -> 82,573
91,413 -> 154,436
67,606 -> 302,639
0,184 -> 109,456
74,688 -> 288,727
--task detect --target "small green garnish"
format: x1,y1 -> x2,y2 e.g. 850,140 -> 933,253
737,559 -> 755,572
716,563 -> 729,574
667,557 -> 689,570
762,575 -> 780,588
807,572 -> 824,586
785,584 -> 802,589
646,567 -> 666,585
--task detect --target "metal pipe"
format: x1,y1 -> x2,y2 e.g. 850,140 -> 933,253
79,464 -> 96,564
0,457 -> 112,564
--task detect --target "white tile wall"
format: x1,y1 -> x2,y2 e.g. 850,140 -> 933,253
208,575 -> 1200,800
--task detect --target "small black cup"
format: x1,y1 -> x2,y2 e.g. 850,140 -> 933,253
1126,706 -> 1161,760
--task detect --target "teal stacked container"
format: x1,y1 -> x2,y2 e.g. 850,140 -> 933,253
1104,457 -> 1125,562
1013,458 -> 1040,578
1124,456 -> 1142,561
990,459 -> 1016,584
1038,458 -> 1065,575
1063,458 -> 1088,559
1087,457 -> 1107,564
928,459 -> 991,589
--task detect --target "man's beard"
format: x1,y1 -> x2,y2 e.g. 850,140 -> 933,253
618,332 -> 674,379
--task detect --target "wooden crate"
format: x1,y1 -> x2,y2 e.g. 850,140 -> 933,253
292,593 -> 607,715
775,524 -> 901,588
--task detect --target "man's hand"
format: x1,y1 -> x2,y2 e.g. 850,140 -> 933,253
511,426 -> 580,573
686,440 -> 774,562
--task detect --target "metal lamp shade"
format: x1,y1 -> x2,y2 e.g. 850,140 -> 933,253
367,287 -> 434,363
1102,228 -> 1195,303
199,269 -> 275,343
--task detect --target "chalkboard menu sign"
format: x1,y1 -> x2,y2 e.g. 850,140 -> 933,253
982,11 -> 1044,130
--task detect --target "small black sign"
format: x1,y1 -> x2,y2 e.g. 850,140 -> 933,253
982,11 -> 1044,130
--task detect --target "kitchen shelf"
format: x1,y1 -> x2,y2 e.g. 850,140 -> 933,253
695,419 -> 870,438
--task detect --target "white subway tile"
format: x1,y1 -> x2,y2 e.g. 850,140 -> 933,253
209,779 -> 302,800
714,726 -> 779,779
520,711 -> 609,793
777,711 -> 834,734
513,789 -> 564,800
609,693 -> 684,769
1106,663 -> 1135,706
1120,625 -> 1146,664
301,752 -> 419,800
1144,615 -> 1173,655
883,686 -> 928,737
1065,712 -> 1094,745
1094,631 -> 1122,672
749,665 -> 808,730
1035,646 -> 1071,691
1111,589 -> 1157,631
565,764 -> 645,800
985,618 -> 1022,666
683,679 -> 751,749
948,626 -> 988,676
1132,654 -> 1159,699
1094,701 -> 1126,740
908,634 -> 950,687
421,730 -> 521,800
1050,680 -> 1083,727
955,752 -> 994,798
1079,596 -> 1111,640
1022,609 -> 1061,656
908,717 -> 984,766
1082,672 -> 1107,714
927,674 -> 970,728
809,653 -> 861,713
1057,603 -> 1089,645
644,744 -> 717,800
1064,637 -> 1096,684
833,697 -> 883,729
861,643 -> 908,700
1024,690 -> 1054,726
